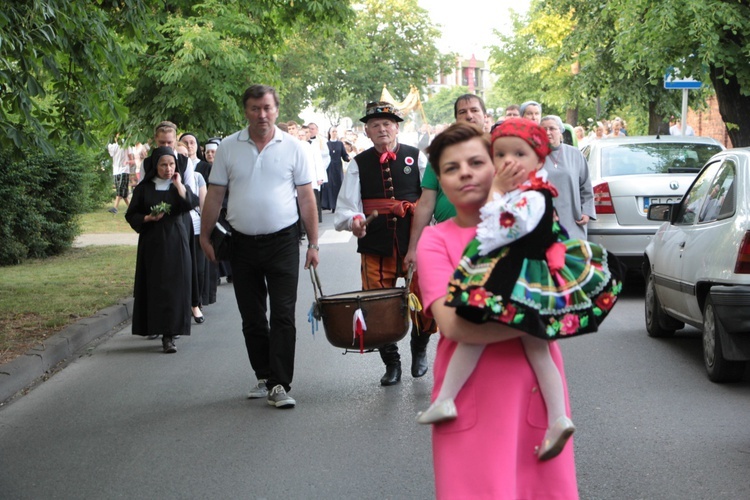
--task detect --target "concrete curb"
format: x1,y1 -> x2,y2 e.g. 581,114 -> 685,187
0,298 -> 134,405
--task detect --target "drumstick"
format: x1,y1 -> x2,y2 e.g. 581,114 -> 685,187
363,210 -> 379,226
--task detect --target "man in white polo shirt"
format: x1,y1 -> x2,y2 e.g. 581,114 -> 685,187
200,84 -> 319,409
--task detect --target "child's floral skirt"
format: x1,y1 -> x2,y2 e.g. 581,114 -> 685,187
445,237 -> 623,340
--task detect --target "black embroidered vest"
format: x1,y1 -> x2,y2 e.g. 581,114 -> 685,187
356,144 -> 422,257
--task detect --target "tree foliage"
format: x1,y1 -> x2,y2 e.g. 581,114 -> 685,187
0,147 -> 96,265
2,0 -> 449,152
297,0 -> 454,123
422,86 -> 471,125
488,0 -> 750,135
545,0 -> 706,134
125,0 -> 353,140
488,6 -> 602,126
0,0 -> 150,155
600,0 -> 750,145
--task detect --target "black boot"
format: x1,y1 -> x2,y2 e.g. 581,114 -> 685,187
380,363 -> 402,386
162,336 -> 176,353
379,343 -> 401,386
411,349 -> 428,378
410,329 -> 431,378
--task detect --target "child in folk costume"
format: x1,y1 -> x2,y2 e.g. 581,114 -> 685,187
417,119 -> 622,461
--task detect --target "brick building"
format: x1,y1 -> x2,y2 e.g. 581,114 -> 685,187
687,95 -> 733,148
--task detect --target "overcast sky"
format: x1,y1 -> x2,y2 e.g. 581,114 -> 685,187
417,0 -> 531,60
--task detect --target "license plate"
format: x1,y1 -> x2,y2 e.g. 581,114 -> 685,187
643,196 -> 681,213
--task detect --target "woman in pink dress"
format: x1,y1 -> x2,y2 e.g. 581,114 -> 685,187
416,122 -> 579,499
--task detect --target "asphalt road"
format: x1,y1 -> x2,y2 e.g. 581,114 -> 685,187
562,277 -> 750,499
2,214 -> 750,499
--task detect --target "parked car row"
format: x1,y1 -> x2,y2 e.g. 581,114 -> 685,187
581,135 -> 724,271
579,136 -> 750,383
643,148 -> 750,383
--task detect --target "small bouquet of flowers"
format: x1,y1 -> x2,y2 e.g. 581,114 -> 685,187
150,201 -> 171,216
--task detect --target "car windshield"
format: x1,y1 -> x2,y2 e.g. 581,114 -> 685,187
601,143 -> 723,177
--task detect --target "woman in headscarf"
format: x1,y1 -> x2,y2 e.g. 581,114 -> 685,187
126,147 -> 200,353
321,127 -> 350,212
540,115 -> 596,240
520,100 -> 543,124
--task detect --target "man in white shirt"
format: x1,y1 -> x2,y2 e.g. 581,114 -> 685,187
308,122 -> 331,171
107,134 -> 134,214
200,84 -> 319,409
299,125 -> 328,222
669,116 -> 695,136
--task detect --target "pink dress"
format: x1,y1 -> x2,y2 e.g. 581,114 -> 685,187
417,219 -> 579,500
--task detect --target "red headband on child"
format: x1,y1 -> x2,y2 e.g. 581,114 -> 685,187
490,118 -> 551,161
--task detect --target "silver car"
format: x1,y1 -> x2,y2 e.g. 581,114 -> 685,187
644,148 -> 750,382
581,136 -> 724,270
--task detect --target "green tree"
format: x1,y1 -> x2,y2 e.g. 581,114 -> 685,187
490,0 -> 703,134
552,0 -> 750,142
606,0 -> 750,145
0,0 -> 150,155
488,6 -> 597,125
422,87 -> 471,125
306,0 -> 453,122
125,0 -> 353,140
547,0 -> 698,134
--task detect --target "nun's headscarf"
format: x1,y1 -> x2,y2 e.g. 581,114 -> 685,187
178,132 -> 206,161
519,101 -> 543,118
143,146 -> 177,183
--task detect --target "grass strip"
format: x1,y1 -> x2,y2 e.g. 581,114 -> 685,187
0,245 -> 136,364
76,207 -> 132,233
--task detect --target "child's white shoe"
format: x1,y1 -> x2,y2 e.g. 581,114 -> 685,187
416,399 -> 458,425
538,416 -> 575,461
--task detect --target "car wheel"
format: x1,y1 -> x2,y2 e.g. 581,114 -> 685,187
703,296 -> 745,383
645,271 -> 678,338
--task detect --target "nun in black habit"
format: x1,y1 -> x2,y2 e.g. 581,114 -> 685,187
321,127 -> 350,212
126,146 -> 200,353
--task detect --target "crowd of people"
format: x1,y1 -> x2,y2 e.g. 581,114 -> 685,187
106,135 -> 149,214
107,83 -> 632,498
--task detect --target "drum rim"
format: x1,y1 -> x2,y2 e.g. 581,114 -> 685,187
318,287 -> 406,302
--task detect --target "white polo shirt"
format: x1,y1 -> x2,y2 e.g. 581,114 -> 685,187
210,126 -> 312,235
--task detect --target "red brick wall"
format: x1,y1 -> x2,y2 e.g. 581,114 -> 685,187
688,95 -> 733,148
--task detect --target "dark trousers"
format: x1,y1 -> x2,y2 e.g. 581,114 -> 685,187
219,260 -> 232,279
208,261 -> 218,303
185,216 -> 200,308
230,225 -> 300,392
194,235 -> 210,305
314,188 -> 322,223
296,199 -> 306,239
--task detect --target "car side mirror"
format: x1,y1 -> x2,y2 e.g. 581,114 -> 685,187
647,203 -> 672,222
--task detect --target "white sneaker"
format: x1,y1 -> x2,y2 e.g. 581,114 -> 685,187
247,379 -> 268,399
416,399 -> 458,425
267,384 -> 295,409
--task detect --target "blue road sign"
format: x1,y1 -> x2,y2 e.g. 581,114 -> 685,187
664,68 -> 702,89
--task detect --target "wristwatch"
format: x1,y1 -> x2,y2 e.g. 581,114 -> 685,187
307,244 -> 320,251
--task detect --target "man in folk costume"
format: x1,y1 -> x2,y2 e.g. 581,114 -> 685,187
335,101 -> 437,386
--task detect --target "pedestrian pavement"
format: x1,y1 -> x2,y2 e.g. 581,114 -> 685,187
73,232 -> 138,247
1,216 -> 345,405
0,298 -> 135,404
1,232 -> 138,404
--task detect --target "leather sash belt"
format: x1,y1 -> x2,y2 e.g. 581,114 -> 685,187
362,199 -> 416,218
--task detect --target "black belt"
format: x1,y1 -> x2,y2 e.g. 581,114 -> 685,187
233,223 -> 296,241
